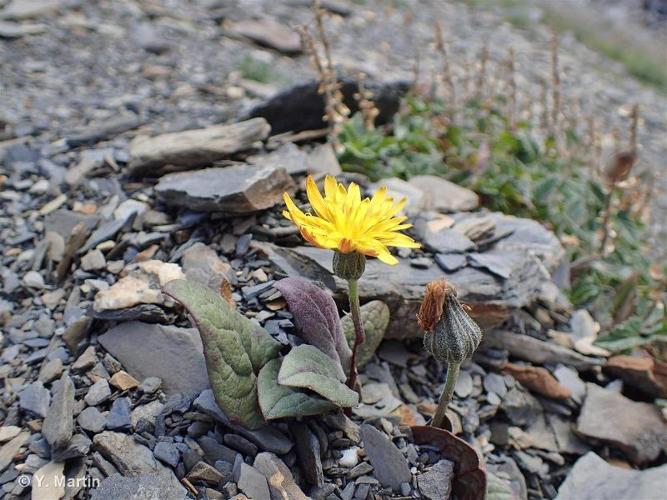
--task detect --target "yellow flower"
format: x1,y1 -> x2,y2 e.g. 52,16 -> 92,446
282,175 -> 421,265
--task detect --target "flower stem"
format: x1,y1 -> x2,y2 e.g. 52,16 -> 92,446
346,278 -> 365,392
431,361 -> 460,429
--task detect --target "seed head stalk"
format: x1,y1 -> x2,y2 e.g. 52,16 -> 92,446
431,361 -> 460,429
346,278 -> 364,393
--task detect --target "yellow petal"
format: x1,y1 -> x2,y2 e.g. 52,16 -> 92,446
306,176 -> 330,219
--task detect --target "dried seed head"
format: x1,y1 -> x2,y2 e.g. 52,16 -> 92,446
419,278 -> 482,364
604,150 -> 637,186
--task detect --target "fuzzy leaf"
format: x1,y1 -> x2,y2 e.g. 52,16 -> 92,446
275,277 -> 351,372
257,358 -> 337,420
278,345 -> 359,407
343,300 -> 390,368
164,279 -> 281,429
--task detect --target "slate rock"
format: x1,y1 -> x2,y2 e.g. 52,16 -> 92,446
484,373 -> 508,398
65,114 -> 142,148
234,460 -> 271,500
93,431 -> 169,476
247,78 -> 409,135
254,452 -> 308,500
454,370 -> 474,398
42,374 -> 75,449
435,253 -> 467,272
154,441 -> 180,468
198,436 -> 238,465
139,377 -> 162,394
500,386 -> 542,426
483,330 -> 602,371
71,345 -> 97,372
90,472 -> 187,500
576,383 -> 667,465
409,175 -> 479,212
38,358 -> 63,383
370,177 -> 427,215
556,452 -> 667,500
155,164 -> 295,214
84,379 -> 111,406
194,390 -> 292,455
290,422 -> 323,487
554,365 -> 586,404
0,426 -> 21,443
260,229 -> 561,338
226,18 -> 301,54
32,460 -> 65,500
359,424 -> 411,491
106,397 -> 131,431
19,381 -> 50,418
99,322 -> 208,396
77,407 -> 106,434
417,459 -> 454,500
0,432 -> 30,473
128,118 -> 270,176
188,461 -> 227,485
420,227 -> 476,254
487,457 -> 527,500
52,433 -> 92,461
0,0 -> 66,20
131,400 -> 165,428
0,20 -> 46,38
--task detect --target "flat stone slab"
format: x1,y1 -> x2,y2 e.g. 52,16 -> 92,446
409,174 -> 479,212
576,383 -> 667,465
360,424 -> 411,491
128,118 -> 270,176
155,164 -> 295,214
556,452 -> 667,500
99,322 -> 208,396
260,208 -> 564,338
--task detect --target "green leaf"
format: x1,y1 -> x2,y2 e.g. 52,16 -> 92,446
342,300 -> 390,368
257,358 -> 337,420
164,279 -> 281,429
278,345 -> 359,408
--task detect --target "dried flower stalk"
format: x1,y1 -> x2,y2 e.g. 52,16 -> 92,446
298,1 -> 350,149
354,73 -> 379,130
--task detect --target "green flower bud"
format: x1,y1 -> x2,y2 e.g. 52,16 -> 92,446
333,251 -> 366,280
419,279 -> 482,364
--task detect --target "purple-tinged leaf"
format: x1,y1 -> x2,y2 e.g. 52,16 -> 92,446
275,277 -> 351,372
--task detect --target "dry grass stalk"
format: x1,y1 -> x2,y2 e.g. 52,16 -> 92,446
475,43 -> 489,100
506,48 -> 517,130
433,22 -> 456,111
354,73 -> 379,130
298,1 -> 350,149
540,77 -> 550,131
629,103 -> 639,155
600,106 -> 641,254
550,30 -> 561,136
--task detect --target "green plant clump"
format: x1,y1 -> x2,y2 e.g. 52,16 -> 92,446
338,95 -> 666,353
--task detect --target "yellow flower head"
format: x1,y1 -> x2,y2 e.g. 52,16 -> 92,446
282,175 -> 421,265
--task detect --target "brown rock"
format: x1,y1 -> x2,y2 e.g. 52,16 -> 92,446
502,363 -> 571,400
604,355 -> 667,398
109,371 -> 140,391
